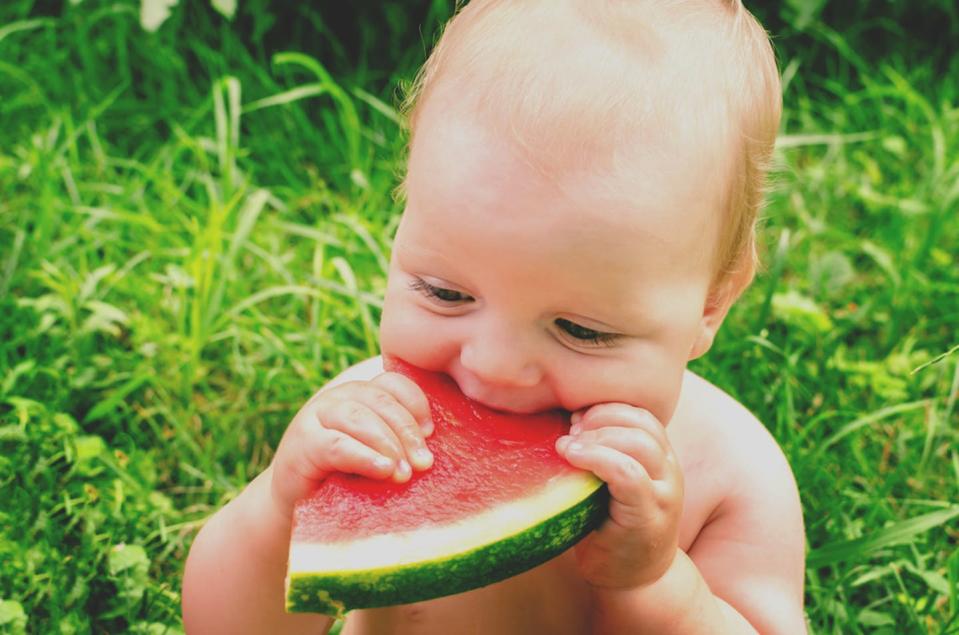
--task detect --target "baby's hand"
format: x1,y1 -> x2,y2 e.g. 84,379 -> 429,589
556,403 -> 683,590
270,372 -> 435,518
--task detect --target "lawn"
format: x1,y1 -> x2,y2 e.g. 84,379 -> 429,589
1,2 -> 957,633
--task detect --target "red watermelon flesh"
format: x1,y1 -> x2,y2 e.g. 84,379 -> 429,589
294,358 -> 574,540
285,357 -> 608,616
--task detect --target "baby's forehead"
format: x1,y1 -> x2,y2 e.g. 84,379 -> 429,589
405,108 -> 720,277
409,4 -> 742,195
410,85 -> 730,233
400,0 -> 780,291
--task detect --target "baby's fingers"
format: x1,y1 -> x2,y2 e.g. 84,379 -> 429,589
362,379 -> 434,471
272,426 -> 396,513
312,427 -> 397,478
566,426 -> 668,479
371,372 -> 433,436
556,439 -> 652,508
572,404 -> 668,451
316,399 -> 408,470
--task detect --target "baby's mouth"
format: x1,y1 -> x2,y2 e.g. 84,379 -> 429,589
451,375 -> 554,416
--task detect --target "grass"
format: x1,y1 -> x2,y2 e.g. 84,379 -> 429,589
1,2 -> 957,633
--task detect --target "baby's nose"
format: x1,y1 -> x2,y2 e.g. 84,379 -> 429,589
460,331 -> 542,388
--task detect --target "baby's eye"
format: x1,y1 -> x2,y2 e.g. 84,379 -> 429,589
555,318 -> 619,347
408,278 -> 475,304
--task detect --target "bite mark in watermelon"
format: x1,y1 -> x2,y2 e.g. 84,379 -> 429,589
285,358 -> 609,616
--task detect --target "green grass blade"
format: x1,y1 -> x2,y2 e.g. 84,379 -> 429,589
0,18 -> 54,44
775,131 -> 879,149
753,228 -> 790,331
911,343 -> 959,375
817,400 -> 931,452
83,372 -> 154,423
807,506 -> 959,567
243,84 -> 329,113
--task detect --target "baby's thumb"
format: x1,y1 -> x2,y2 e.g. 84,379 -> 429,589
271,426 -> 396,515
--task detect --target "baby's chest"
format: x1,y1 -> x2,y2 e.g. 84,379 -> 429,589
341,551 -> 593,635
337,406 -> 727,635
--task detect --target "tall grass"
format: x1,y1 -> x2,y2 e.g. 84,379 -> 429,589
1,2 -> 957,633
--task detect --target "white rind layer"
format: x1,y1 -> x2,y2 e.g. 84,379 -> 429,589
289,471 -> 602,573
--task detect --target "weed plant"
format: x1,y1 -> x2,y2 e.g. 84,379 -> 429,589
1,1 -> 957,633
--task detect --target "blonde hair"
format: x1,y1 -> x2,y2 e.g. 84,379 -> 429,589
397,0 -> 781,290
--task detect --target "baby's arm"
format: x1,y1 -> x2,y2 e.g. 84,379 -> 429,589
559,393 -> 805,634
590,439 -> 804,633
182,357 -> 434,634
182,466 -> 333,635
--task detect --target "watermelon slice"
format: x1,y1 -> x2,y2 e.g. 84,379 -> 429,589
285,358 -> 608,616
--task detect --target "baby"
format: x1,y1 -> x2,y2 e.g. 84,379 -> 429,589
183,1 -> 806,633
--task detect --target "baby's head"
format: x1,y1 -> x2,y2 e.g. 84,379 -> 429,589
380,0 -> 781,424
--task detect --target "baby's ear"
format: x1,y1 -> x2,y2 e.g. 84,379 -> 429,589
688,261 -> 754,361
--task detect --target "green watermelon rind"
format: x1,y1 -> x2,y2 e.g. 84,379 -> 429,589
285,480 -> 608,616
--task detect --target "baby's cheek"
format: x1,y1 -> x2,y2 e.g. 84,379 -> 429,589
641,363 -> 687,426
379,301 -> 458,373
556,356 -> 684,425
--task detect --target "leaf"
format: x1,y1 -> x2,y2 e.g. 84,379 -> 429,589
911,343 -> 959,374
210,0 -> 236,19
808,506 -> 959,567
83,373 -> 153,423
351,87 -> 402,125
881,136 -> 907,156
76,434 -> 106,459
771,290 -> 833,333
0,425 -> 27,442
140,0 -> 178,32
775,130 -> 878,149
2,359 -> 36,397
108,543 -> 150,575
861,240 -> 901,286
80,300 -> 130,337
0,600 -> 27,634
858,609 -> 895,627
0,18 -> 55,45
5,397 -> 44,425
130,623 -> 186,635
226,188 -> 270,265
809,250 -> 855,298
784,0 -> 826,30
108,544 -> 151,605
818,399 -> 929,452
78,265 -> 116,304
243,84 -> 328,114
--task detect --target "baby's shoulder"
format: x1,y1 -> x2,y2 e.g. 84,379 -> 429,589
666,373 -> 806,628
670,369 -> 792,478
325,355 -> 385,387
668,370 -> 802,545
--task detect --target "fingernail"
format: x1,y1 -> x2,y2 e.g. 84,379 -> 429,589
412,448 -> 433,468
421,420 -> 434,437
374,455 -> 394,472
571,411 -> 583,425
569,424 -> 581,436
567,441 -> 584,454
556,435 -> 571,452
394,459 -> 412,482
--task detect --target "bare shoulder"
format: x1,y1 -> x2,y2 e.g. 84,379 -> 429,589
669,370 -> 796,489
669,370 -> 807,634
324,355 -> 386,388
301,357 -> 386,403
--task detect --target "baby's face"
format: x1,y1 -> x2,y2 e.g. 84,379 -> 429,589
380,109 -> 727,425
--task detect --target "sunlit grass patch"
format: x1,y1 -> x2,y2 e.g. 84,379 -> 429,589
1,2 -> 957,633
